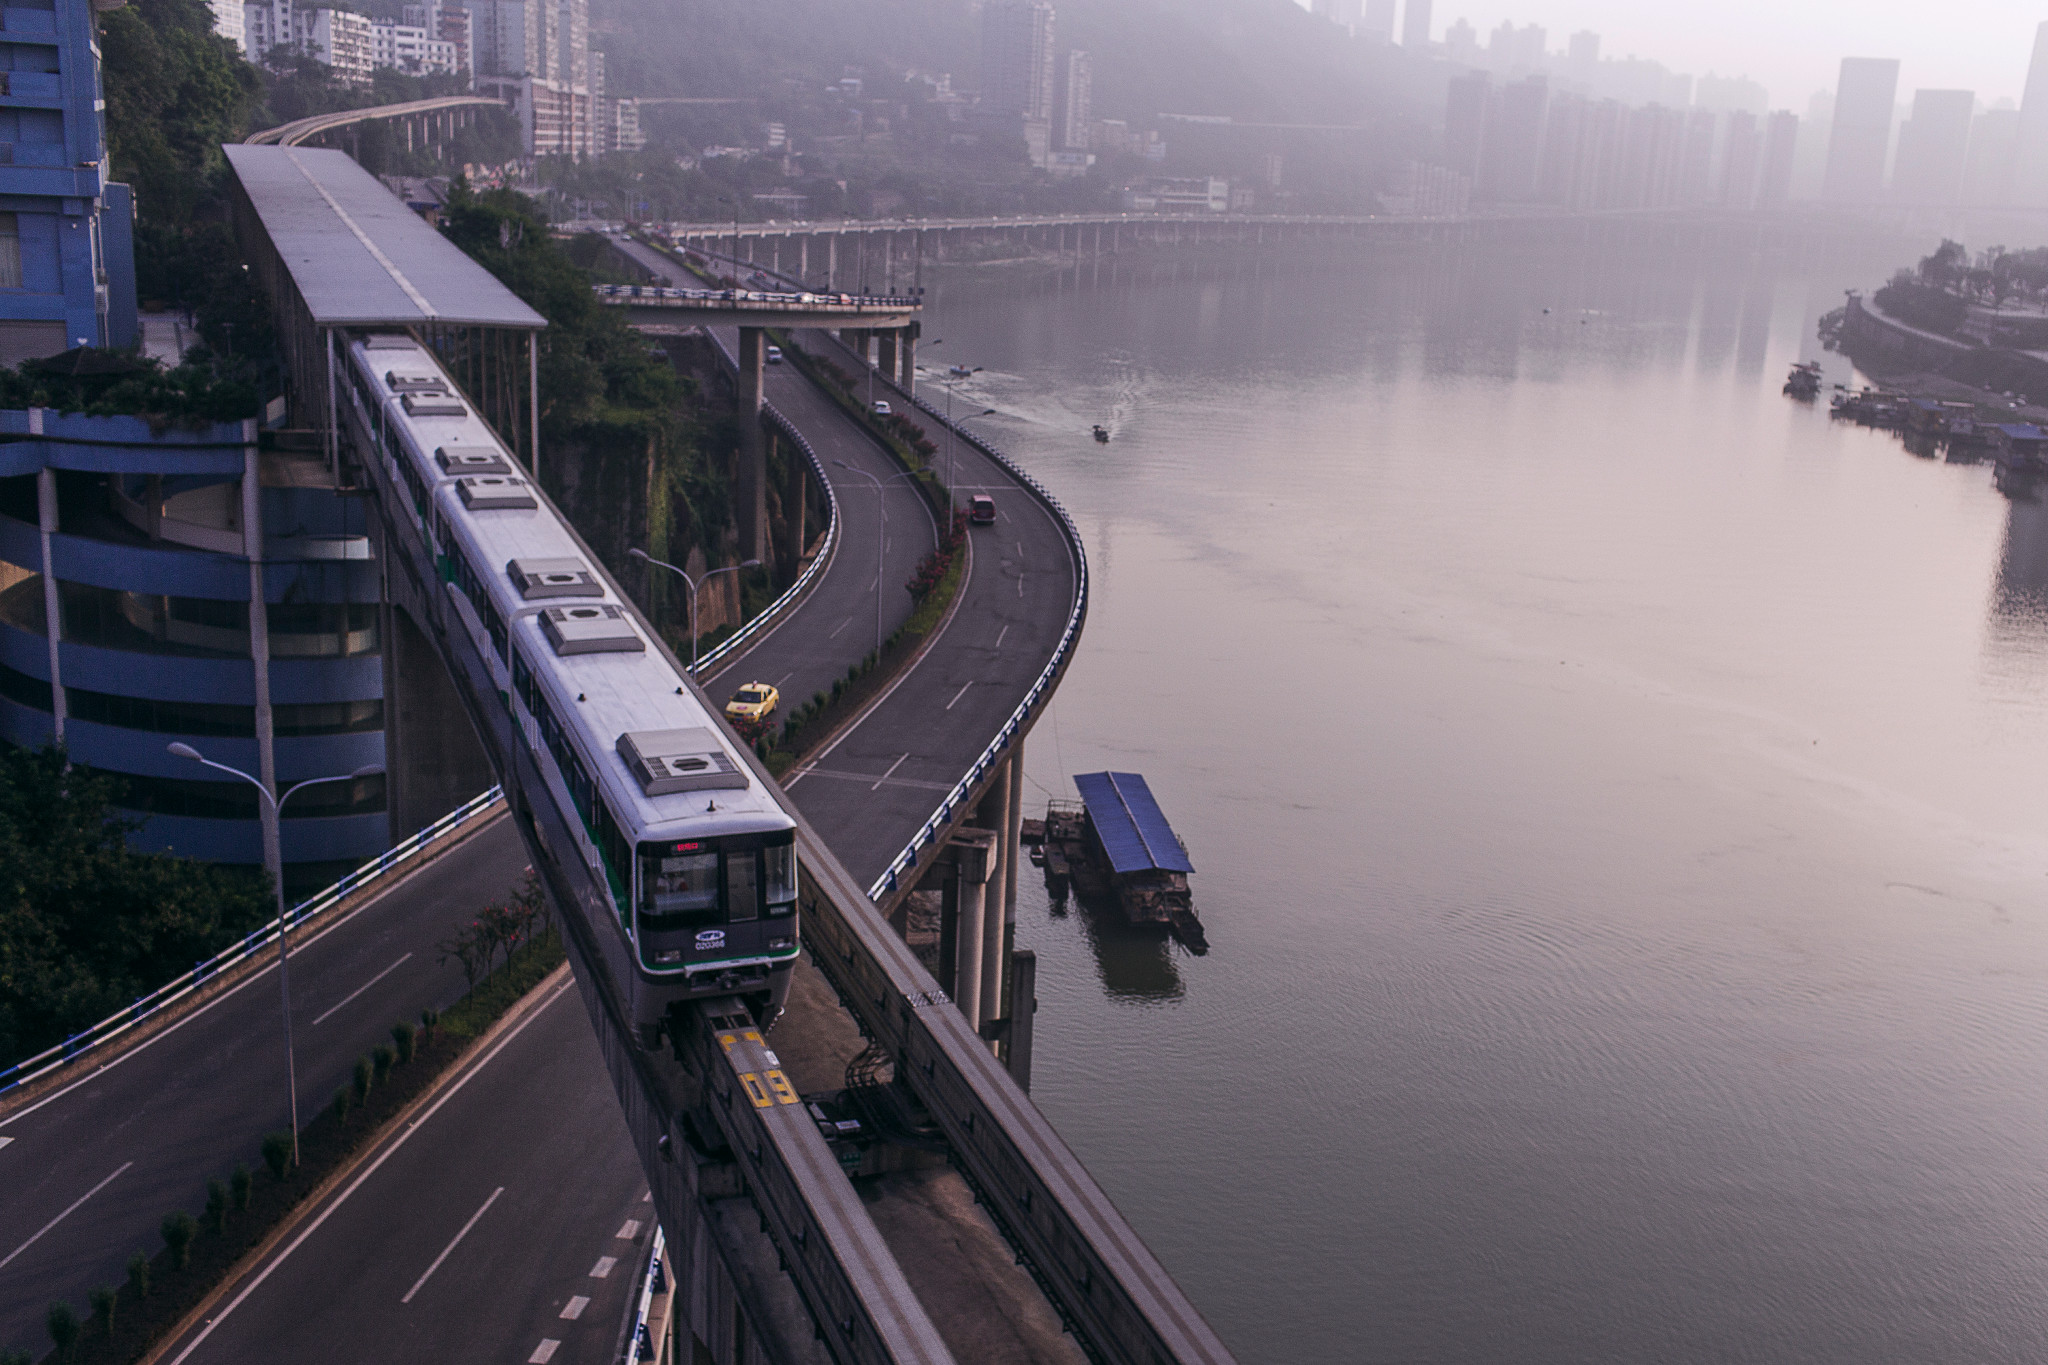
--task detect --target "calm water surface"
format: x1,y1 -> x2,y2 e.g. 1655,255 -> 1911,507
922,237 -> 2048,1363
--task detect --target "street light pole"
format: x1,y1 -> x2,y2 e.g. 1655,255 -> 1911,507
166,743 -> 384,1168
628,549 -> 761,676
833,461 -> 925,657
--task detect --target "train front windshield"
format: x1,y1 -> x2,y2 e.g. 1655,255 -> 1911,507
636,832 -> 797,968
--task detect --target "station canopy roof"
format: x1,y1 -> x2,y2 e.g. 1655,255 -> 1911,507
223,144 -> 546,331
1074,771 -> 1194,876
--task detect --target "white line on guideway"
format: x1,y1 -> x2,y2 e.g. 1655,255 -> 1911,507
401,1185 -> 504,1303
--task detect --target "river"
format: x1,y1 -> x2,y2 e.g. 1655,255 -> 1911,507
919,231 -> 2048,1364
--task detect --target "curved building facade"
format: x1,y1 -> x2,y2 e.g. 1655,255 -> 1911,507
0,409 -> 386,894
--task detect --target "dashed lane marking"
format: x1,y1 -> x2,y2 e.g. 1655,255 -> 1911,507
0,1137 -> 12,1151
994,624 -> 1009,650
560,1296 -> 589,1321
312,952 -> 413,1027
528,1340 -> 560,1363
946,681 -> 973,710
590,1256 -> 617,1278
829,615 -> 852,638
401,1185 -> 503,1303
616,1220 -> 641,1241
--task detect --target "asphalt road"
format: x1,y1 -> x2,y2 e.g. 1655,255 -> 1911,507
0,815 -> 528,1357
783,333 -> 1081,887
698,324 -> 939,718
0,280 -> 1082,1361
155,974 -> 650,1365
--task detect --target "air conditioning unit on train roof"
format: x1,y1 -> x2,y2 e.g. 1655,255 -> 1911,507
457,476 -> 537,510
364,335 -> 413,350
542,603 -> 644,655
436,445 -> 511,476
402,391 -> 466,417
618,727 -> 748,795
507,556 -> 603,600
386,371 -> 444,392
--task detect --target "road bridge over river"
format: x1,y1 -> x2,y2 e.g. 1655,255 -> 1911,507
0,152 -> 1231,1365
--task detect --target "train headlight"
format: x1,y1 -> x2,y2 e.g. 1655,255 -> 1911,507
767,936 -> 795,952
650,948 -> 684,965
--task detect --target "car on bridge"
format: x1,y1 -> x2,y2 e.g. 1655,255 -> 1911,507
725,682 -> 780,723
873,400 -> 892,416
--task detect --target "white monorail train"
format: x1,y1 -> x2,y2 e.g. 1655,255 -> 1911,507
343,333 -> 798,1030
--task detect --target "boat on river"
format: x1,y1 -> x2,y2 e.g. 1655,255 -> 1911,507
1092,424 -> 1110,443
1784,361 -> 1822,399
1029,773 -> 1205,952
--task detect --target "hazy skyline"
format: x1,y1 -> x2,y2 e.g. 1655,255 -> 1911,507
1303,0 -> 2045,113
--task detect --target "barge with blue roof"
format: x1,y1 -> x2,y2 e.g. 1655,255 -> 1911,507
1031,772 -> 1206,952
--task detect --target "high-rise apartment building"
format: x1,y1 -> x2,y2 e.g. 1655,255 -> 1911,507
1057,49 -> 1090,151
243,1 -> 374,85
1891,90 -> 1974,204
981,1 -> 1055,122
1963,108 -> 2019,204
474,0 -> 599,157
2013,23 -> 2048,203
404,2 -> 474,80
1360,0 -> 1395,43
1400,0 -> 1430,49
1820,57 -> 1900,202
1443,71 -> 1489,179
1758,109 -> 1799,205
1720,111 -> 1762,208
207,0 -> 245,51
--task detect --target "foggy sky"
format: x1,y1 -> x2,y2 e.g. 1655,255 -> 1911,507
1303,0 -> 2044,114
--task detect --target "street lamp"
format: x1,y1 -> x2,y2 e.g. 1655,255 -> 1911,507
832,460 -> 924,657
628,548 -> 761,677
166,742 -> 384,1168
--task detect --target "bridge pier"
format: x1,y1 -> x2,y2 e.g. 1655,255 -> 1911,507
897,324 -> 916,391
950,829 -> 996,1026
975,759 -> 1013,1039
875,329 -> 897,384
736,326 -> 767,562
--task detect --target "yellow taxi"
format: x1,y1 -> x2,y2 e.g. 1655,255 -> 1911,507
725,682 -> 780,723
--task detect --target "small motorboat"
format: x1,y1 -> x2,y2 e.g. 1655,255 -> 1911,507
948,364 -> 974,378
1092,424 -> 1110,443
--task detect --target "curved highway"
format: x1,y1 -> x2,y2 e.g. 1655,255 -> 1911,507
0,276 -> 1086,1362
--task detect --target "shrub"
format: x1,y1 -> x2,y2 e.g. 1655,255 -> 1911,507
89,1286 -> 115,1338
262,1130 -> 293,1180
352,1054 -> 372,1104
331,1087 -> 351,1124
205,1179 -> 227,1233
372,1043 -> 395,1085
125,1251 -> 150,1300
419,1006 -> 439,1036
160,1211 -> 195,1270
231,1163 -> 252,1211
391,1019 -> 416,1065
46,1302 -> 78,1360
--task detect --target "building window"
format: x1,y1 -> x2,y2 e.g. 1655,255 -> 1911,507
0,214 -> 22,290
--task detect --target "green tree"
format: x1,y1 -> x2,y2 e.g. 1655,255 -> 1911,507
0,746 -> 271,1064
98,0 -> 262,224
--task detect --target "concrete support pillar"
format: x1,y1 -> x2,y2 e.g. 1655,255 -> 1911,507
799,235 -> 809,283
736,326 -> 767,562
898,327 -> 916,390
1007,948 -> 1036,1091
951,829 -> 996,1027
1004,738 -> 1023,937
826,234 -> 836,289
243,437 -> 279,882
976,763 -> 1011,1037
875,330 -> 897,383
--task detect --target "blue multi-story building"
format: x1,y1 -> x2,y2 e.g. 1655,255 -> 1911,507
0,0 -> 136,364
0,414 -> 388,894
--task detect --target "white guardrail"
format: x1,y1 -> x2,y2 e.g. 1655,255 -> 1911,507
623,1224 -> 669,1363
0,786 -> 506,1097
866,382 -> 1089,901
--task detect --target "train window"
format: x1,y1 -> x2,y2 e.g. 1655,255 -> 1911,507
641,847 -> 719,925
763,841 -> 796,916
726,848 -> 760,922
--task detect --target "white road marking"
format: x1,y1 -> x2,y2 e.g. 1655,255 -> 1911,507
945,681 -> 973,710
616,1219 -> 641,1240
560,1296 -> 590,1321
0,1161 -> 132,1271
589,1255 -> 617,1278
1017,541 -> 1024,556
871,753 -> 910,791
829,615 -> 852,638
167,979 -> 572,1364
0,1137 -> 12,1151
312,952 -> 413,1027
401,1185 -> 504,1303
641,1190 -> 651,1202
1017,570 -> 1026,597
773,672 -> 792,688
528,1341 -> 560,1363
994,624 -> 1009,650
